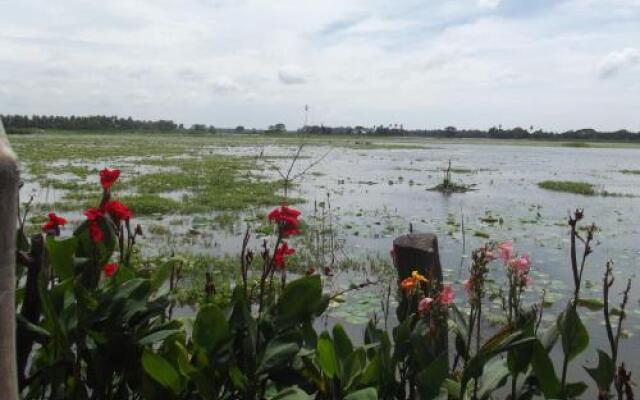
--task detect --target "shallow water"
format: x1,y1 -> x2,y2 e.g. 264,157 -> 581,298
214,141 -> 640,374
18,137 -> 640,380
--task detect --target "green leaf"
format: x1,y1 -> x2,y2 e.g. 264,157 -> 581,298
193,304 -> 230,353
442,379 -> 461,400
229,366 -> 249,391
333,324 -> 354,359
317,333 -> 338,378
138,329 -> 182,346
271,386 -> 312,400
16,314 -> 51,341
559,306 -> 589,362
530,340 -> 561,399
142,350 -> 181,393
46,236 -> 78,280
257,335 -> 300,374
343,348 -> 366,391
343,387 -> 378,400
416,353 -> 449,400
584,350 -> 615,392
566,382 -> 588,398
477,358 -> 510,400
277,275 -> 325,325
151,259 -> 176,291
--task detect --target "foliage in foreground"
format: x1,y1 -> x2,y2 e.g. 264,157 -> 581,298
14,170 -> 635,399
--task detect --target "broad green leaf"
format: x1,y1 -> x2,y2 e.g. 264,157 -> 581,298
151,259 -> 176,291
530,340 -> 561,399
142,350 -> 181,393
566,382 -> 588,397
257,335 -> 300,374
343,387 -> 377,400
559,306 -> 589,362
138,329 -> 182,346
584,350 -> 615,392
277,275 -> 326,325
417,353 -> 449,400
193,304 -> 230,353
229,366 -> 249,391
46,236 -> 77,280
271,386 -> 312,400
333,324 -> 354,359
317,333 -> 338,378
343,348 -> 366,391
477,358 -> 510,400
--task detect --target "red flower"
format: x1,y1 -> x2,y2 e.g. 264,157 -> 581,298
84,208 -> 104,221
268,205 -> 302,237
104,201 -> 132,222
102,263 -> 119,278
100,168 -> 120,190
89,222 -> 104,242
42,212 -> 67,234
274,242 -> 295,270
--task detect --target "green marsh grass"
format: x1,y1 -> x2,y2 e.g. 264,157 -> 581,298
538,180 -> 596,195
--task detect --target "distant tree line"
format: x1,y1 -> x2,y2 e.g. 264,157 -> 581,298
2,114 -> 639,141
0,114 -> 215,134
300,124 -> 640,141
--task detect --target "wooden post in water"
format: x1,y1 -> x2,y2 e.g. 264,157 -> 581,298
0,119 -> 19,399
392,233 -> 448,359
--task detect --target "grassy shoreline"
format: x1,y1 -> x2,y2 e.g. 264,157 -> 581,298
8,129 -> 640,149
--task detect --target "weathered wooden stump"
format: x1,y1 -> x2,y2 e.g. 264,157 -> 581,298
392,233 -> 443,283
0,119 -> 19,399
392,233 -> 448,361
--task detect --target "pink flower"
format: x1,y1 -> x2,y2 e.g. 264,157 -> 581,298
438,285 -> 455,305
418,297 -> 434,315
511,254 -> 532,273
498,241 -> 513,264
463,278 -> 474,294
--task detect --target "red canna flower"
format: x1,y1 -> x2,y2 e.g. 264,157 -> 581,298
84,207 -> 104,221
104,200 -> 133,222
274,242 -> 295,270
268,204 -> 302,237
89,222 -> 104,242
100,168 -> 120,190
102,263 -> 119,277
42,212 -> 67,235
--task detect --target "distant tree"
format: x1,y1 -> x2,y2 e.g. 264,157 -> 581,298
235,125 -> 245,133
267,123 -> 286,134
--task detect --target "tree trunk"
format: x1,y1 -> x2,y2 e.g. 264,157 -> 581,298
0,119 -> 19,400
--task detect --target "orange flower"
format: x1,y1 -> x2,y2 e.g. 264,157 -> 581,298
400,270 -> 428,294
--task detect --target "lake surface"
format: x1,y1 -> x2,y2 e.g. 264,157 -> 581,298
15,135 -> 640,379
216,140 -> 640,375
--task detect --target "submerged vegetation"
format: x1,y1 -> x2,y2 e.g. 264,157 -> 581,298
429,160 -> 474,193
538,180 -> 597,195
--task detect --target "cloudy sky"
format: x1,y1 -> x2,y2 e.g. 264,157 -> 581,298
1,0 -> 639,131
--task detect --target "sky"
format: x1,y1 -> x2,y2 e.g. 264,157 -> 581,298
0,0 -> 639,131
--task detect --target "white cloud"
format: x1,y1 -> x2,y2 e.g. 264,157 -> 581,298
598,48 -> 639,78
210,76 -> 240,93
477,0 -> 501,9
0,0 -> 639,131
278,65 -> 308,85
